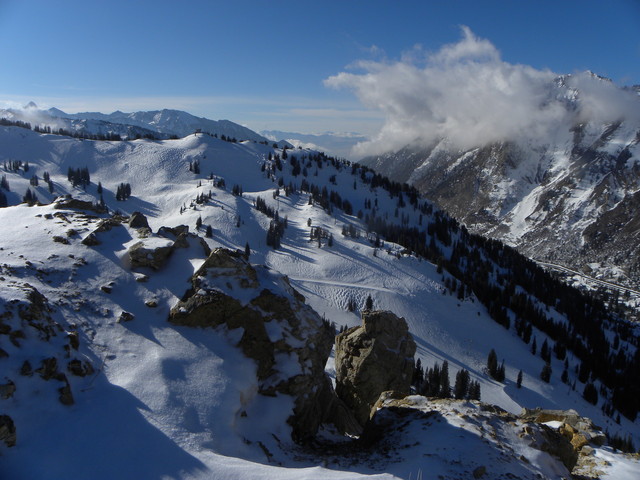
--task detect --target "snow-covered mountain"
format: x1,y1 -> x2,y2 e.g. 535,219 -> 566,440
361,74 -> 640,292
0,103 -> 270,142
261,130 -> 368,160
0,125 -> 638,479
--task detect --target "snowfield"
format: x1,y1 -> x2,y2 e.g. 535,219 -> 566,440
0,126 -> 637,479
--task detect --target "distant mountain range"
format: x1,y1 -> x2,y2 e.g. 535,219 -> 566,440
0,103 -> 270,143
260,130 -> 368,160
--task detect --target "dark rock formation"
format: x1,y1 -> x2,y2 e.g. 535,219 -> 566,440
128,239 -> 174,270
0,415 -> 16,447
334,310 -> 416,426
128,211 -> 150,229
169,248 -> 360,442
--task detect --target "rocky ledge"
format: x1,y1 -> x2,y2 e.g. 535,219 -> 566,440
169,248 -> 359,442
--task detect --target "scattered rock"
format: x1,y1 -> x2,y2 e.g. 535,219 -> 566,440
472,466 -> 487,478
36,357 -> 60,381
145,300 -> 158,308
0,348 -> 8,359
0,415 -> 16,447
81,232 -> 100,246
0,379 -> 16,399
134,273 -> 149,283
118,311 -> 135,323
67,331 -> 79,350
58,375 -> 74,405
334,310 -> 416,426
20,360 -> 32,376
128,211 -> 150,229
67,359 -> 94,377
52,235 -> 70,244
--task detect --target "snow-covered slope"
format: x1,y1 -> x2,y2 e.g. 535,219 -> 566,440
0,126 -> 638,478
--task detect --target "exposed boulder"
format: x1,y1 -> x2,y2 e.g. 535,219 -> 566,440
128,211 -> 150,229
67,359 -> 94,377
0,379 -> 16,399
118,311 -> 135,323
81,232 -> 100,246
53,195 -> 102,212
169,248 -> 359,442
128,238 -> 175,270
0,415 -> 16,447
335,310 -> 416,426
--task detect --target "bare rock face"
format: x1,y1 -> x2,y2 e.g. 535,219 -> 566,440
335,310 -> 416,426
169,248 -> 359,442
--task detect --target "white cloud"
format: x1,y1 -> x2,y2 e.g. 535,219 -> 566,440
325,27 -> 640,157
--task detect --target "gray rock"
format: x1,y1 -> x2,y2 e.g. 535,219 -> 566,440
334,310 -> 416,426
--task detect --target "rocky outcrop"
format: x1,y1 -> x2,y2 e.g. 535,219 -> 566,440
519,408 -> 607,455
334,310 -> 416,426
53,195 -> 104,213
128,238 -> 175,270
169,248 -> 359,442
364,395 -> 578,477
127,225 -> 211,270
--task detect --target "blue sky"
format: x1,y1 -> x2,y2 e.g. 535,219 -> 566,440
0,0 -> 638,135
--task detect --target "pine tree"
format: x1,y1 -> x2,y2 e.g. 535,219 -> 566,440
487,349 -> 498,378
583,383 -> 598,405
244,242 -> 250,259
439,360 -> 451,398
196,215 -> 202,229
454,369 -> 470,399
364,294 -> 373,310
540,363 -> 552,383
205,225 -> 213,238
517,370 -> 523,389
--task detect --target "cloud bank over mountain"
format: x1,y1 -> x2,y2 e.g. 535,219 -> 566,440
325,27 -> 640,157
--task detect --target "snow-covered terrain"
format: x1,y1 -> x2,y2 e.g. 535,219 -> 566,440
0,126 -> 638,478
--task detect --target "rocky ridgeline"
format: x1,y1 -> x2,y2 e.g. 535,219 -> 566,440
364,395 -> 613,478
168,248 -> 359,442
